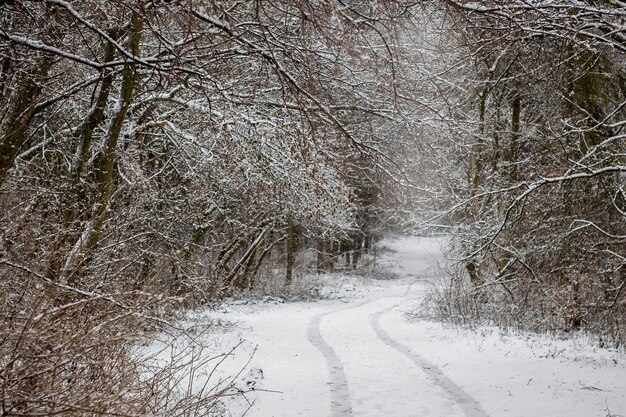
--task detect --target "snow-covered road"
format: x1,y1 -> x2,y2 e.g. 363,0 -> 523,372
309,293 -> 487,417
201,237 -> 626,417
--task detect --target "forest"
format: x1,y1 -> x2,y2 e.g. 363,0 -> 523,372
1,0 -> 625,415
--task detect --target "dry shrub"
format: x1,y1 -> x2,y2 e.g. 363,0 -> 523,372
0,264 -> 234,416
420,260 -> 625,348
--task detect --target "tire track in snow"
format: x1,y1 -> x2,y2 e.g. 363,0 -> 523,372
304,279 -> 421,417
306,307 -> 355,417
369,308 -> 489,417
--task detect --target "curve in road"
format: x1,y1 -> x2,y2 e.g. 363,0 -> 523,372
308,288 -> 489,417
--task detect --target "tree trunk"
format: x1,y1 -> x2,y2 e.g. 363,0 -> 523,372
63,13 -> 143,286
46,38 -> 118,281
316,239 -> 325,273
509,91 -> 521,183
0,55 -> 55,186
468,85 -> 488,217
285,219 -> 297,286
71,38 -> 118,188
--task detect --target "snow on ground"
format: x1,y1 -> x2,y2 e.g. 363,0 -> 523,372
147,236 -> 626,417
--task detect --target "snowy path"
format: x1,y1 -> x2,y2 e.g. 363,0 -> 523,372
314,294 -> 486,417
205,237 -> 626,417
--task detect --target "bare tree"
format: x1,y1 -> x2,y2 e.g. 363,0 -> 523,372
416,0 -> 626,345
1,1 -> 424,413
